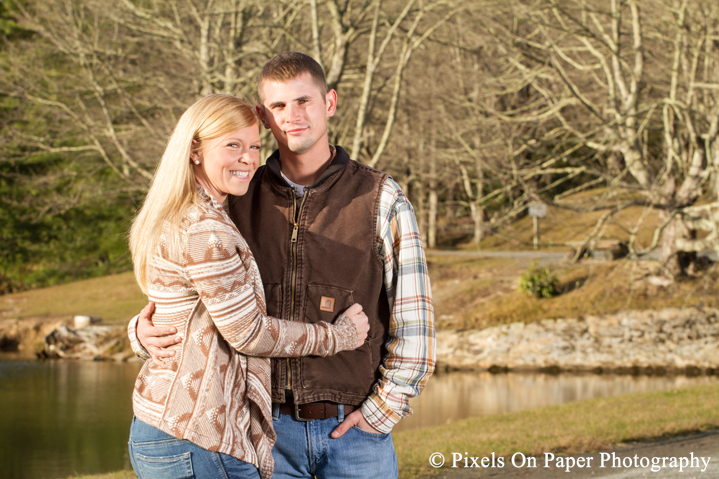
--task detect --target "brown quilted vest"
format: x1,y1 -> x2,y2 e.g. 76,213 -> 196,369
227,146 -> 390,405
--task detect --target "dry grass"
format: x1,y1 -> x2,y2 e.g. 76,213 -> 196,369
4,239 -> 718,335
429,255 -> 719,331
394,382 -> 719,478
452,188 -> 669,252
4,189 -> 713,332
0,271 -> 147,325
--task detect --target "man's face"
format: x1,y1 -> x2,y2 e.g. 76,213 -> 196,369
257,73 -> 336,156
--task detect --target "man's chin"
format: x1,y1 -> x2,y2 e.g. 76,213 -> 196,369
286,138 -> 316,155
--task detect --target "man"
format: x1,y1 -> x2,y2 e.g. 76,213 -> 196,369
129,52 -> 434,478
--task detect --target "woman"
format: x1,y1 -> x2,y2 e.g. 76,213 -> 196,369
127,94 -> 368,479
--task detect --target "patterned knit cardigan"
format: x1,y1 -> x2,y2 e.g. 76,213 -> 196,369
131,187 -> 358,479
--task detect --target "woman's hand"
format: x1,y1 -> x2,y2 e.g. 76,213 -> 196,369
342,303 -> 369,348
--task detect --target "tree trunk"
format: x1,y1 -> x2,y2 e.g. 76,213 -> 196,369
428,189 -> 437,249
472,133 -> 484,244
660,215 -> 697,277
427,138 -> 437,249
416,180 -> 428,245
472,204 -> 483,245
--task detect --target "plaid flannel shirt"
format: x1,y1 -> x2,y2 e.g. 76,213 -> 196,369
360,177 -> 435,433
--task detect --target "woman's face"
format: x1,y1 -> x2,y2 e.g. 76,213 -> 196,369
192,124 -> 261,203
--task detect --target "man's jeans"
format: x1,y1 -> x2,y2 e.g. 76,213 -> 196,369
128,416 -> 261,479
271,405 -> 398,479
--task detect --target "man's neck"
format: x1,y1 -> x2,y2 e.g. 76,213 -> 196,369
278,141 -> 334,186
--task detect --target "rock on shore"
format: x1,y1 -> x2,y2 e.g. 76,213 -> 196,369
0,317 -> 137,361
40,324 -> 136,361
437,307 -> 719,373
0,317 -> 68,355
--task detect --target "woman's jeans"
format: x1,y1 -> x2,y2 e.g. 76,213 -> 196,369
128,416 -> 260,479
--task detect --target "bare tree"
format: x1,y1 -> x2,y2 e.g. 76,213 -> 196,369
4,0 -> 179,190
319,0 -> 459,168
7,0 -> 719,263
1,0 -> 307,196
456,0 -> 719,274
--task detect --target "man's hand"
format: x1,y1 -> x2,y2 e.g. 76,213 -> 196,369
331,409 -> 381,439
136,302 -> 182,367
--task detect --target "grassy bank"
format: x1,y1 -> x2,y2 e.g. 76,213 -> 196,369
4,244 -> 718,364
67,382 -> 719,479
7,263 -> 717,338
394,382 -> 719,478
5,184 -> 716,330
429,254 -> 719,331
0,271 -> 146,325
5,254 -> 719,333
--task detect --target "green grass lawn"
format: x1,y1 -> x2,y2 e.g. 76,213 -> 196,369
67,382 -> 719,479
0,271 -> 147,325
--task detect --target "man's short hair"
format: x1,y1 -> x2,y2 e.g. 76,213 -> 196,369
257,52 -> 329,103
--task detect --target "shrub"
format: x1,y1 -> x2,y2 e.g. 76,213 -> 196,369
518,263 -> 559,298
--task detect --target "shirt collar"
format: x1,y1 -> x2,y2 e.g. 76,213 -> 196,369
196,183 -> 224,210
265,145 -> 350,193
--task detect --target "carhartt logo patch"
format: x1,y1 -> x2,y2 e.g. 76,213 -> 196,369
320,296 -> 335,313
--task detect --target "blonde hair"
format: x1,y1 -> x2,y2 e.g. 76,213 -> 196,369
129,94 -> 258,293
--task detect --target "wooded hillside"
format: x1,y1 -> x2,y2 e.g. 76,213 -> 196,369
1,0 -> 718,292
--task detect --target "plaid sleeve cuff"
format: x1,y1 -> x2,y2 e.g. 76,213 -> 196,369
360,392 -> 404,434
128,314 -> 151,361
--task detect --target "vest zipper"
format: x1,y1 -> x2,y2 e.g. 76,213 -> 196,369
286,188 -> 310,390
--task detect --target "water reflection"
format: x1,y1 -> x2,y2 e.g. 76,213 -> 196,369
394,370 -> 719,432
0,357 -> 141,479
1,357 -> 717,479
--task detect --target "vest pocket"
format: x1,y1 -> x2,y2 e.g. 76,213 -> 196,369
262,282 -> 282,318
303,284 -> 355,324
300,284 -> 374,394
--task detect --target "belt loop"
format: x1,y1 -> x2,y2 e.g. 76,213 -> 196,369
338,404 -> 345,422
272,403 -> 280,421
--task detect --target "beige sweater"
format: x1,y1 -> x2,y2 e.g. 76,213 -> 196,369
131,187 -> 357,479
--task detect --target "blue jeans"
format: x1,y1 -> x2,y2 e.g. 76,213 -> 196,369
271,406 -> 398,479
128,416 -> 261,479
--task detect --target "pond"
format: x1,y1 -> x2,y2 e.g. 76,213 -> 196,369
394,370 -> 719,431
1,356 -> 716,479
0,357 -> 140,479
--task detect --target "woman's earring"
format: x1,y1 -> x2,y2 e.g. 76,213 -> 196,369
194,160 -> 200,165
